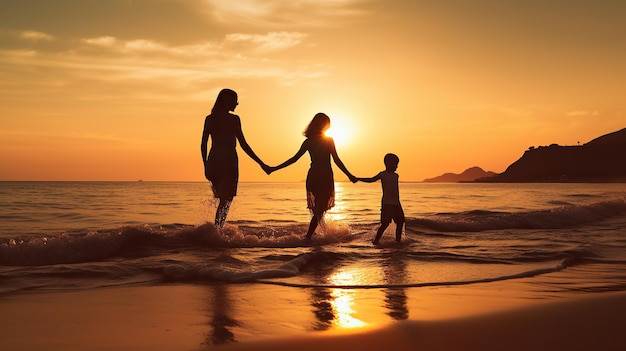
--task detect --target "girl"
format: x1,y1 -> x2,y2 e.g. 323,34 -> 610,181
201,89 -> 269,228
269,113 -> 356,238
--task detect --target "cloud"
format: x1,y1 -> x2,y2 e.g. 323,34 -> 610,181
82,32 -> 305,57
84,36 -> 117,47
0,30 -> 327,104
225,31 -> 307,51
206,0 -> 369,26
19,30 -> 54,41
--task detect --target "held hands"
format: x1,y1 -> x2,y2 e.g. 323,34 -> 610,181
348,174 -> 358,183
261,163 -> 281,175
261,163 -> 273,175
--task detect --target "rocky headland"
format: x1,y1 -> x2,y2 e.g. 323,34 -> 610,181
477,127 -> 626,182
423,166 -> 497,182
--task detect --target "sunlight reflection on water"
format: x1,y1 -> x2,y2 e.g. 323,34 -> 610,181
328,269 -> 367,328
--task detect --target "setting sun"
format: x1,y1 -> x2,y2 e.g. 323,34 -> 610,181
325,118 -> 353,148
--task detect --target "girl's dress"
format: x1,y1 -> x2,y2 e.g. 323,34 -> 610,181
305,137 -> 335,213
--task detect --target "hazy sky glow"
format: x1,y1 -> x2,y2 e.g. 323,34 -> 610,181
1,0 -> 625,181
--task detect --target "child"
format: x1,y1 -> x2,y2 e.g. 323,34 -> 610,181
268,113 -> 357,239
357,153 -> 405,245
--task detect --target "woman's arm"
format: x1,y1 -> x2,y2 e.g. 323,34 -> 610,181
329,139 -> 357,182
200,117 -> 210,162
235,116 -> 268,169
271,140 -> 308,172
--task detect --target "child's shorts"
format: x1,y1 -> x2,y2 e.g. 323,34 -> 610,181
381,204 -> 405,225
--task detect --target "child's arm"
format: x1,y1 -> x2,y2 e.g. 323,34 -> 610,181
356,173 -> 381,183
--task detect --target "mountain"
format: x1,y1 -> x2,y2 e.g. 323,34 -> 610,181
423,166 -> 497,182
477,127 -> 626,182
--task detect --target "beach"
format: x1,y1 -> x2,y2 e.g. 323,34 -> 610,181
1,282 -> 624,351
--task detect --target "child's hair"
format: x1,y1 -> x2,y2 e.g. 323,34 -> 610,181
211,88 -> 238,113
384,153 -> 400,168
304,113 -> 331,137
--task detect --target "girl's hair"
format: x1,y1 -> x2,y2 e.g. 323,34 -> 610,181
304,113 -> 331,137
211,89 -> 238,114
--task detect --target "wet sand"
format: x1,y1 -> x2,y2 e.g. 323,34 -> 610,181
1,282 -> 624,351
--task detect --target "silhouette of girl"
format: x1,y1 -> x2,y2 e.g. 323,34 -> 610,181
201,89 -> 269,228
269,113 -> 356,238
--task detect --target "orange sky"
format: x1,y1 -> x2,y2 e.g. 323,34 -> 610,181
1,0 -> 625,182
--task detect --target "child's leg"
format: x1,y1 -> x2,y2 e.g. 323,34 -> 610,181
395,220 -> 405,242
374,206 -> 393,245
373,222 -> 390,245
394,206 -> 406,242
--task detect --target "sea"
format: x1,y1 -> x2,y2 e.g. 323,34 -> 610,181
1,180 -> 626,302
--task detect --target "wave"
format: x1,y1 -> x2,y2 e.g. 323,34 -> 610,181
1,199 -> 624,267
411,198 -> 626,232
0,221 -> 354,266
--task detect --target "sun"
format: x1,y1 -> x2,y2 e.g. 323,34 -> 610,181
324,117 -> 352,148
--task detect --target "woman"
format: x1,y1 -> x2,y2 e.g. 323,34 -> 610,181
269,113 -> 357,238
201,88 -> 269,228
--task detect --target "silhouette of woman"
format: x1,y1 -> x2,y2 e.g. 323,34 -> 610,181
269,113 -> 356,238
201,89 -> 269,228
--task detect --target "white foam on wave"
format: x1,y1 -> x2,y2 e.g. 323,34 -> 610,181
184,219 -> 354,248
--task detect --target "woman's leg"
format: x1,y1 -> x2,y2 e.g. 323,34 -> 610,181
215,197 -> 233,228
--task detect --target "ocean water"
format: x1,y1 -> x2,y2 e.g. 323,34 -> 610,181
1,181 -> 626,298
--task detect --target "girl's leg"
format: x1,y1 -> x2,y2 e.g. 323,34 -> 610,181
215,197 -> 233,228
305,216 -> 318,239
305,208 -> 324,239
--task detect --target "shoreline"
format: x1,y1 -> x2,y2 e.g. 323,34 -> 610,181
1,282 -> 624,351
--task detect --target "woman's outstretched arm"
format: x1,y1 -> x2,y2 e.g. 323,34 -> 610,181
329,139 -> 357,182
235,116 -> 268,170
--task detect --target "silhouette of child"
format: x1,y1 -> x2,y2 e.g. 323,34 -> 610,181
268,113 -> 357,239
356,153 -> 405,245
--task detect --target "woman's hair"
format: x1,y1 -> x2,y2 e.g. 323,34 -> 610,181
304,113 -> 331,137
211,89 -> 238,114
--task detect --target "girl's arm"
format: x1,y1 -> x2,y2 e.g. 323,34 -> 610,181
271,140 -> 308,172
329,139 -> 357,182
